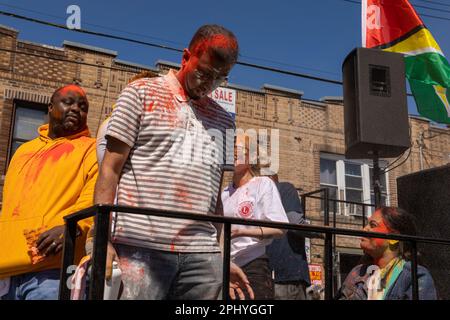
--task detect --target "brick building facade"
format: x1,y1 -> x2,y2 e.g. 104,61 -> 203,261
1,24 -> 449,292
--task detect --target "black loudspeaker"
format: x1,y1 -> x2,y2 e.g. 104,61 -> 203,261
397,165 -> 450,299
342,47 -> 410,159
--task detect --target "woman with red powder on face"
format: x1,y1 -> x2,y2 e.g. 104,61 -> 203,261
336,207 -> 437,300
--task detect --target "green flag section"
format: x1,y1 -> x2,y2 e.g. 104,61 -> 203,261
409,80 -> 450,123
362,0 -> 450,123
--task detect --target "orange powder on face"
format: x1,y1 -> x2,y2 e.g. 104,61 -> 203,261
372,219 -> 391,247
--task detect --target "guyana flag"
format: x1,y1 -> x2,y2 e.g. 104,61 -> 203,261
362,0 -> 450,124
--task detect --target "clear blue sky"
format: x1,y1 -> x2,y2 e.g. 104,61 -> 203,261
1,0 -> 450,116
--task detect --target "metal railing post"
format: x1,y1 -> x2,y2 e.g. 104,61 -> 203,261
324,188 -> 330,226
324,231 -> 333,300
301,194 -> 306,220
333,200 -> 337,229
362,204 -> 366,228
411,241 -> 419,300
88,205 -> 110,300
222,223 -> 231,300
58,220 -> 78,300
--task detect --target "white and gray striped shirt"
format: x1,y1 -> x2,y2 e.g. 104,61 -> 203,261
107,70 -> 235,252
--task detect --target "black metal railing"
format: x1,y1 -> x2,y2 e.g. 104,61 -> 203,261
301,188 -> 373,228
59,202 -> 450,300
300,189 -> 375,298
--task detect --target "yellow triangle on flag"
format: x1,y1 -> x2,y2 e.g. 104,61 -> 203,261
434,85 -> 450,117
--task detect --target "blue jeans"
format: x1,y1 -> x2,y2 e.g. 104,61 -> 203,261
1,269 -> 60,300
115,244 -> 222,300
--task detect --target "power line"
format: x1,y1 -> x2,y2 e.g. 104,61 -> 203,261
0,2 -> 186,47
0,10 -> 183,53
237,54 -> 341,77
237,60 -> 342,85
0,3 -> 339,78
0,45 -> 436,128
0,10 -> 416,95
382,147 -> 413,174
339,0 -> 450,22
420,0 -> 450,8
0,46 -> 333,104
424,130 -> 450,139
383,124 -> 413,171
412,2 -> 450,15
0,10 -> 346,86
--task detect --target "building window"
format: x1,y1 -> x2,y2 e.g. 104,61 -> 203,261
319,153 -> 389,216
345,162 -> 364,215
320,158 -> 338,213
9,101 -> 48,161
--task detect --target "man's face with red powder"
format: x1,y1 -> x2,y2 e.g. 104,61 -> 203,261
360,209 -> 392,257
49,85 -> 88,137
180,36 -> 235,100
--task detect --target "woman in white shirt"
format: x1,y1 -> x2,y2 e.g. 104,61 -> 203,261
222,134 -> 289,299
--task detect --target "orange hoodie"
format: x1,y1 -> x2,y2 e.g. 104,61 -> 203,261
0,124 -> 98,278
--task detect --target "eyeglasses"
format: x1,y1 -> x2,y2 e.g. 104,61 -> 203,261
193,69 -> 228,83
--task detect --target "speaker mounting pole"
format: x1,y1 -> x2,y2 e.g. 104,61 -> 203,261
372,150 -> 382,208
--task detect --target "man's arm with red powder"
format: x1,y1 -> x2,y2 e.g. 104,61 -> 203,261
94,136 -> 130,205
86,137 -> 131,279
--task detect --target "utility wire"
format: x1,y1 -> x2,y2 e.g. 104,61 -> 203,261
412,2 -> 450,14
0,47 -> 332,104
0,10 -> 345,85
1,42 -> 441,148
0,10 -> 183,53
0,10 -> 418,97
382,147 -> 413,174
0,2 -> 339,78
383,122 -> 413,171
424,130 -> 450,139
420,0 -> 450,8
339,0 -> 450,21
0,2 -> 186,46
237,60 -> 342,85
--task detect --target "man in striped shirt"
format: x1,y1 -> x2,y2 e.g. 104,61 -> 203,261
91,25 -> 251,299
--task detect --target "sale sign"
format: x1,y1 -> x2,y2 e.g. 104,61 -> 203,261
208,87 -> 236,119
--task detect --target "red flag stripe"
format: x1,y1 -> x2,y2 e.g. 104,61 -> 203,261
365,0 -> 424,48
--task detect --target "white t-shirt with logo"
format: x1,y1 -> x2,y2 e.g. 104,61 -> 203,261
221,176 -> 288,267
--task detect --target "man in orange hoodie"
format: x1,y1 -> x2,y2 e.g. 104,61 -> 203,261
0,85 -> 98,300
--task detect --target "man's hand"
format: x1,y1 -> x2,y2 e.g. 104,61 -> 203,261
105,242 -> 118,280
229,262 -> 254,300
85,238 -> 118,280
36,225 -> 65,257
